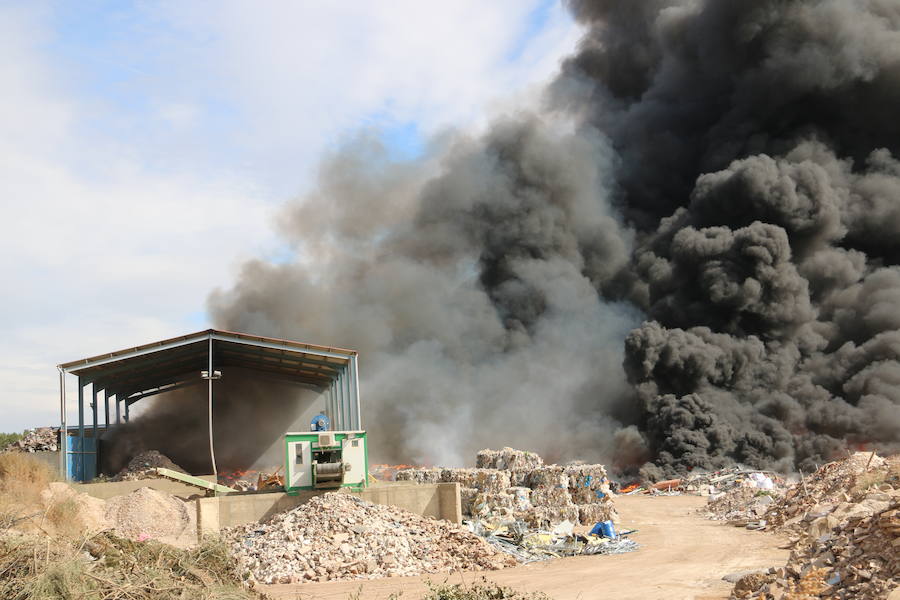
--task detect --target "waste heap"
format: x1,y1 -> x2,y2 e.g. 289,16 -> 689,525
622,467 -> 786,497
225,493 -> 515,584
466,518 -> 638,563
702,472 -> 784,528
3,427 -> 58,452
396,447 -> 617,527
726,452 -> 899,600
110,450 -> 188,481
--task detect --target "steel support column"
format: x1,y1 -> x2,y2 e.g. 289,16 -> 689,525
77,377 -> 84,480
343,366 -> 352,430
115,394 -> 120,424
207,335 -> 218,485
349,355 -> 361,429
58,368 -> 67,481
92,385 -> 98,448
104,389 -> 110,429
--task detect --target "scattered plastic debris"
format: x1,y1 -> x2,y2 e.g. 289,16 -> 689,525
465,517 -> 638,563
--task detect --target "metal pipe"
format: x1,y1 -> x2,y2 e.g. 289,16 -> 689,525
58,368 -> 67,481
207,335 -> 218,489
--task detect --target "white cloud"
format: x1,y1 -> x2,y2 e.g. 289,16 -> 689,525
0,1 -> 579,432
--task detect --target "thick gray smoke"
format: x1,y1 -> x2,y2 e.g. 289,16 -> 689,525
202,0 -> 900,476
208,123 -> 642,467
101,369 -> 319,474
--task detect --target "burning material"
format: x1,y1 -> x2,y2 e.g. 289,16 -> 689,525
3,428 -> 57,453
397,448 -> 617,526
369,464 -> 418,481
256,469 -> 284,491
225,492 -> 515,584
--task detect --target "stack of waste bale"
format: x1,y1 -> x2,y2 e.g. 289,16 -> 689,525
396,447 -> 616,526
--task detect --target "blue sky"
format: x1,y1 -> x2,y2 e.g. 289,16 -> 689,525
0,1 -> 579,431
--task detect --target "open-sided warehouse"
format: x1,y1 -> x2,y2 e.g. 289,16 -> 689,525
57,329 -> 361,481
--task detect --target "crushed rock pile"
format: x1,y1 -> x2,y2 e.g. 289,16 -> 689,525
110,450 -> 188,481
727,453 -> 899,600
4,427 -> 57,452
30,482 -> 196,547
105,487 -> 197,547
397,448 -> 616,527
226,492 -> 516,584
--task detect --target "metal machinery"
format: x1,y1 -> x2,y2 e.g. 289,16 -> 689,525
284,430 -> 368,493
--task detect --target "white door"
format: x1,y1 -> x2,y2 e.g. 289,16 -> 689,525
341,437 -> 365,485
287,441 -> 312,488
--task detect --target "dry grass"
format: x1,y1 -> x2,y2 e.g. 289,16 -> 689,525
0,453 -> 55,532
0,453 -> 88,539
0,453 -> 53,497
0,532 -> 263,600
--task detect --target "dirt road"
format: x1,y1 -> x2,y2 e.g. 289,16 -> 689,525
262,494 -> 788,600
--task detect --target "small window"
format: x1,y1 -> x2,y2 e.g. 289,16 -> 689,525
295,445 -> 304,465
352,439 -> 359,447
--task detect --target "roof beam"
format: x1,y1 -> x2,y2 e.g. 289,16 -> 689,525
210,332 -> 352,361
61,334 -> 210,374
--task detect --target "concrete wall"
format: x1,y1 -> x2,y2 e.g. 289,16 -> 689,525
76,475 -> 217,500
196,482 -> 461,535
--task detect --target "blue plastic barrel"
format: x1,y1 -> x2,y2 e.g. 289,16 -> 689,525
589,520 -> 617,539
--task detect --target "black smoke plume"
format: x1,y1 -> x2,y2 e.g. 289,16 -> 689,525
119,0 -> 900,477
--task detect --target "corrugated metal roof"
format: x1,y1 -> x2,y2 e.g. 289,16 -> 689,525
58,329 -> 356,400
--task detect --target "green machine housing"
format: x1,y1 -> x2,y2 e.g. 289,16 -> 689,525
284,430 -> 368,494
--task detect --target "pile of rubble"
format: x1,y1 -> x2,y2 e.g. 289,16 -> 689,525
225,492 -> 515,584
703,472 -> 784,528
396,448 -> 617,527
621,467 -> 785,498
3,427 -> 57,452
110,450 -> 188,481
727,452 -> 899,599
765,452 -> 887,529
704,487 -> 776,528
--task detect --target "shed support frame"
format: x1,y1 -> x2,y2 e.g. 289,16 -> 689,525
58,329 -> 361,482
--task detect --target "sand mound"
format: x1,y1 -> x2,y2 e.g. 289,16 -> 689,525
104,487 -> 196,547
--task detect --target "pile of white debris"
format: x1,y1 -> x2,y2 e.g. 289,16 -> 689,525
396,447 -> 617,526
225,492 -> 516,584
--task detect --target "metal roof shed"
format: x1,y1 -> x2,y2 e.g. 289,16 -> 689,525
57,329 -> 361,481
